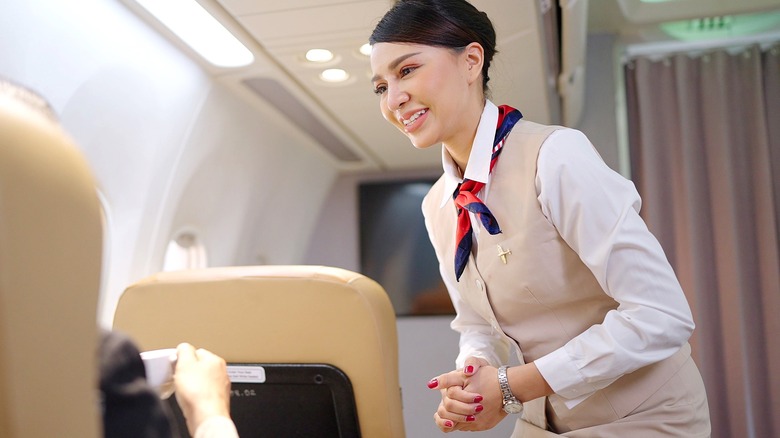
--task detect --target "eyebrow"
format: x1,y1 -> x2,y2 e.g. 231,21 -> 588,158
371,52 -> 422,83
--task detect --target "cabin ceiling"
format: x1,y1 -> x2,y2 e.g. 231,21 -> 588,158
211,0 -> 555,172
126,0 -> 780,173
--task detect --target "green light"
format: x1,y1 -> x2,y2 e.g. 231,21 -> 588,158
661,11 -> 780,41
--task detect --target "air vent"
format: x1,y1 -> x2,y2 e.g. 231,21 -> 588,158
242,77 -> 362,163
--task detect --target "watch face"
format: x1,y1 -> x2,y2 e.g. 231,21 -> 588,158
503,401 -> 524,414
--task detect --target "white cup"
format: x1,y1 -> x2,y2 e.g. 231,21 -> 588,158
140,348 -> 178,399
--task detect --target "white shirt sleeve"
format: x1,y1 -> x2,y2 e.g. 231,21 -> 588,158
439,264 -> 513,369
532,129 -> 695,405
193,416 -> 239,438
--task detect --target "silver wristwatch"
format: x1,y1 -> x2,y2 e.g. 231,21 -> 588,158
497,366 -> 524,414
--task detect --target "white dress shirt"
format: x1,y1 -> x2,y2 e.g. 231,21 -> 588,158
434,101 -> 695,407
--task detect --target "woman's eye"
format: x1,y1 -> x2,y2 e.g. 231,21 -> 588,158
400,66 -> 417,77
373,85 -> 387,96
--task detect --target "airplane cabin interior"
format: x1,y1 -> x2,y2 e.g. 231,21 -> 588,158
1,0 -> 779,437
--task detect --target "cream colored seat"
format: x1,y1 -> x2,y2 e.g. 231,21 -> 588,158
113,265 -> 406,437
0,85 -> 102,437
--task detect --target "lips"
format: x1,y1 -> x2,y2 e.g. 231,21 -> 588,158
402,109 -> 427,125
399,108 -> 428,132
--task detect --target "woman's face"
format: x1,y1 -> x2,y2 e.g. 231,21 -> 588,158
370,42 -> 481,151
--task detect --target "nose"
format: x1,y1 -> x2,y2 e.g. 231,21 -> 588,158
385,83 -> 409,113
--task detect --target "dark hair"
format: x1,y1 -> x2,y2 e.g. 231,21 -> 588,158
369,0 -> 497,94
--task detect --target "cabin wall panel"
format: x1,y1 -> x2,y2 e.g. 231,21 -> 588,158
0,0 -> 214,325
0,0 -> 338,325
164,83 -> 338,271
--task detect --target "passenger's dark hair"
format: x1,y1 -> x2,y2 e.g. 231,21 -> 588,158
369,0 -> 497,94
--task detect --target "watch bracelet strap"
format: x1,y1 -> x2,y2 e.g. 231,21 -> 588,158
498,365 -> 519,403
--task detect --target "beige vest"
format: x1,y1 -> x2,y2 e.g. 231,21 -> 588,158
422,120 -> 693,430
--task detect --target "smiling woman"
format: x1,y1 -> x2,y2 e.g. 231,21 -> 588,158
368,0 -> 711,436
369,42 -> 487,167
369,0 -> 495,165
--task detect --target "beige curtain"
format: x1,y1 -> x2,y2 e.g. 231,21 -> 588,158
625,43 -> 780,438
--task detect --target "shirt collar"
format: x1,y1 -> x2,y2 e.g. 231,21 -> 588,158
439,100 -> 498,207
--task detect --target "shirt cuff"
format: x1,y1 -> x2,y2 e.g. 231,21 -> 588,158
534,347 -> 598,407
193,416 -> 239,438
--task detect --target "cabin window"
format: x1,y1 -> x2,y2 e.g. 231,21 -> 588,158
163,231 -> 208,271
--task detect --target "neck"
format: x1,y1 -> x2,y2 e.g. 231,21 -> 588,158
444,97 -> 486,173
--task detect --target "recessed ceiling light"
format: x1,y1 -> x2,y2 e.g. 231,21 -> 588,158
134,0 -> 254,68
320,68 -> 350,83
359,43 -> 372,56
305,49 -> 335,63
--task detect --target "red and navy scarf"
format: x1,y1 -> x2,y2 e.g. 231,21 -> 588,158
452,105 -> 522,281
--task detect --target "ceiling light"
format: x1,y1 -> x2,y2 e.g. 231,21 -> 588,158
306,49 -> 335,63
134,0 -> 254,68
359,43 -> 372,56
320,69 -> 350,83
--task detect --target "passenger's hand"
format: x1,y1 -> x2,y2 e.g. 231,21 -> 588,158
173,343 -> 232,435
427,356 -> 492,432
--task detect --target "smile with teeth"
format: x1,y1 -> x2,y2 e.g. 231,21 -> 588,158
402,109 -> 428,126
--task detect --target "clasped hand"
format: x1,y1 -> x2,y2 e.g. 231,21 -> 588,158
427,357 -> 507,432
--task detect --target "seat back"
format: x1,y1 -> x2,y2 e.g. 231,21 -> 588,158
113,265 -> 406,437
0,85 -> 102,437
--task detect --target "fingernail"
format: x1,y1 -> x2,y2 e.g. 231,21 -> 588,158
444,420 -> 454,428
427,378 -> 439,389
475,404 -> 484,413
466,415 -> 476,422
474,395 -> 483,403
465,365 -> 474,373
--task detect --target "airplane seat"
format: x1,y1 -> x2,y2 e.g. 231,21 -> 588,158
112,265 -> 406,438
0,83 -> 102,437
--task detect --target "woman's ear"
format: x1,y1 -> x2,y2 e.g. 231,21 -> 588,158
463,42 -> 484,85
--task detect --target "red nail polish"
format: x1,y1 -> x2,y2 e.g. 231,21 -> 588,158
427,378 -> 438,389
466,415 -> 476,422
474,395 -> 483,403
475,404 -> 484,413
444,420 -> 453,428
465,365 -> 474,373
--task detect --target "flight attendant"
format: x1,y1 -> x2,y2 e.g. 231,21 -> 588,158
368,1 -> 711,436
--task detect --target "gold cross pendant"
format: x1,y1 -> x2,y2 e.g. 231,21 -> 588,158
497,244 -> 511,264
